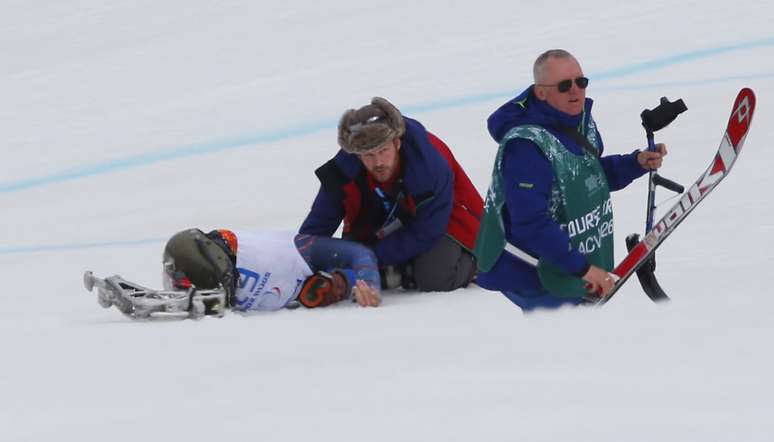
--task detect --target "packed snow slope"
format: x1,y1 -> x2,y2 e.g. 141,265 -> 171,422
2,1 -> 773,441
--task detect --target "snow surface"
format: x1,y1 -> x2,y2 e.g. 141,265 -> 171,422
2,1 -> 774,441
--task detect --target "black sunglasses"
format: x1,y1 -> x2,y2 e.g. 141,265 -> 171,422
538,76 -> 589,93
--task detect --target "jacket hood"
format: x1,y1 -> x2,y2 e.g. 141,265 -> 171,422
487,86 -> 594,143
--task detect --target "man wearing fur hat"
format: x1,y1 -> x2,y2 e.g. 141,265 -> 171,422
300,97 -> 483,292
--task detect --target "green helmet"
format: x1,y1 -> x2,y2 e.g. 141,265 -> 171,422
162,228 -> 237,298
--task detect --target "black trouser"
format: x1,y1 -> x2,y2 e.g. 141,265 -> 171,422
381,235 -> 476,292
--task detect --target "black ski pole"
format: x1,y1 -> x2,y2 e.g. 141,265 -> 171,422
626,96 -> 687,302
640,97 -> 688,231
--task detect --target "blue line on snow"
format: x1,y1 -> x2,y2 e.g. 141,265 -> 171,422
3,36 -> 774,196
0,120 -> 334,193
593,72 -> 774,91
2,36 -> 773,196
3,37 -> 774,255
591,37 -> 774,81
0,238 -> 166,255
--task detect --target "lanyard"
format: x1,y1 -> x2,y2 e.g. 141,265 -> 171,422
374,187 -> 400,227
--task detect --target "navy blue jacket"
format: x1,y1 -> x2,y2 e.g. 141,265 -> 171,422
299,118 -> 454,266
476,86 -> 647,297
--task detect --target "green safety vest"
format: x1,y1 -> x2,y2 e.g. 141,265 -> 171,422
474,117 -> 614,298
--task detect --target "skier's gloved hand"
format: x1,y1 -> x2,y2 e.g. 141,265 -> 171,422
297,271 -> 349,308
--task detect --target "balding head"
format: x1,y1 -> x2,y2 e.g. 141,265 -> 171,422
533,49 -> 577,84
532,49 -> 587,116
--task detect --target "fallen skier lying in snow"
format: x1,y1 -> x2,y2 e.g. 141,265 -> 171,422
84,228 -> 382,320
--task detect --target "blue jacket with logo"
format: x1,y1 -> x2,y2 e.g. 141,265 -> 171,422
299,117 -> 482,266
476,86 -> 647,302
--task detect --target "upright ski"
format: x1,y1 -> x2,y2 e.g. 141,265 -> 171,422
598,88 -> 756,305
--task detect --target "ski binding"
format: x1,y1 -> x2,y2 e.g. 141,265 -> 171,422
83,271 -> 227,320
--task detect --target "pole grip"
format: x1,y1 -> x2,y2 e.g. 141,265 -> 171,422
652,174 -> 684,194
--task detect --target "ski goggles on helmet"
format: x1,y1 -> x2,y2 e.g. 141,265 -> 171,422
538,76 -> 589,93
163,268 -> 193,290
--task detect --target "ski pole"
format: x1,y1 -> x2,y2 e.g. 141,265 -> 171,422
640,97 -> 688,231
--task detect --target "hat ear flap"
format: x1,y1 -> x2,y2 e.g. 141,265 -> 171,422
337,109 -> 356,151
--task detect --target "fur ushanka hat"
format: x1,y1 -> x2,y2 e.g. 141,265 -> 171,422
337,97 -> 405,154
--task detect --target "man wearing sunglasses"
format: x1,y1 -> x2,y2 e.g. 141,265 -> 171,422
474,49 -> 667,311
300,97 -> 484,293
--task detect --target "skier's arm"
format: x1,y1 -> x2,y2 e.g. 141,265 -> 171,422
294,234 -> 381,299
